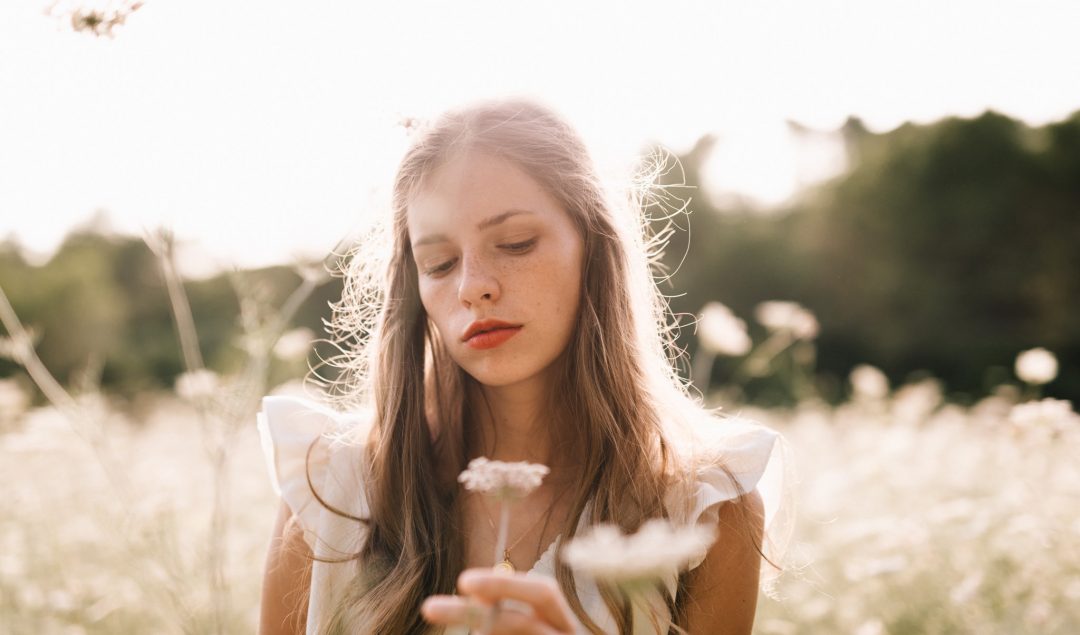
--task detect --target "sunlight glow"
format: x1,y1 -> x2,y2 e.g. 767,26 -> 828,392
1,0 -> 1078,269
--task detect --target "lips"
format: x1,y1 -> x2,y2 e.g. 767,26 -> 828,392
462,319 -> 523,350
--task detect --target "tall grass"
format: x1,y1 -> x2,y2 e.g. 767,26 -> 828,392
1,253 -> 1078,633
0,229 -> 330,634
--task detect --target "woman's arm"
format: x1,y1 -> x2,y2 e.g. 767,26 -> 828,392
684,489 -> 766,635
259,500 -> 314,635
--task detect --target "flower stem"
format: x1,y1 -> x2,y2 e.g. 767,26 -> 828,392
494,500 -> 510,567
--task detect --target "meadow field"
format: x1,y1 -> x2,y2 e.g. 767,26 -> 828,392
2,378 -> 1077,634
5,3 -> 1079,633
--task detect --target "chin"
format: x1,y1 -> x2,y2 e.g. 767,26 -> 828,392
463,365 -> 538,388
458,355 -> 561,390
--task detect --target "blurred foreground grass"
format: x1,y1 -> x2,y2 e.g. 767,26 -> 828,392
2,386 -> 1078,634
1,394 -> 278,634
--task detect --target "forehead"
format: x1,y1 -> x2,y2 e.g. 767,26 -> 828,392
406,151 -> 566,232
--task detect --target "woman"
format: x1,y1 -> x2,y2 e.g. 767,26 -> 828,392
258,99 -> 788,634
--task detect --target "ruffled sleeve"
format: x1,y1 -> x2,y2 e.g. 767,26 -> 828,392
257,394 -> 372,553
671,416 -> 794,586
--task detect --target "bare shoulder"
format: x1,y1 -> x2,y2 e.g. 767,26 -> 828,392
684,489 -> 766,635
259,500 -> 314,635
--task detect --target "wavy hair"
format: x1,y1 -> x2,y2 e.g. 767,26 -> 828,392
308,98 -> 754,634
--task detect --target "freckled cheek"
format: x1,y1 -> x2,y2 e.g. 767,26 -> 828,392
534,260 -> 582,326
418,283 -> 454,336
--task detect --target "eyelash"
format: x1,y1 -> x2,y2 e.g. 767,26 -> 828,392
422,238 -> 538,277
500,238 -> 537,254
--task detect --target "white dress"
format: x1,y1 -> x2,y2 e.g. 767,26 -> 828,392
257,395 -> 789,634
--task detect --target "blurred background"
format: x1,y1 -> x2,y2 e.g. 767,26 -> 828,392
2,1 -> 1078,633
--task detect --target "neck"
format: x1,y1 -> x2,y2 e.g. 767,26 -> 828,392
467,373 -> 564,472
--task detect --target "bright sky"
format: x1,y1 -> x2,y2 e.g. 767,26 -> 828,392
2,0 -> 1079,274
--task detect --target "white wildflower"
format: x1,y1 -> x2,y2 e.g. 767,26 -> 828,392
1009,398 -> 1079,434
175,369 -> 220,401
273,327 -> 314,361
755,301 -> 819,340
562,519 -> 717,587
950,571 -> 983,604
47,589 -> 75,612
850,364 -> 889,400
457,457 -> 549,501
0,334 -> 34,365
1015,347 -> 1058,385
891,378 -> 943,425
294,260 -> 331,285
0,378 -> 30,422
843,555 -> 908,581
853,619 -> 885,635
459,458 -> 550,576
697,302 -> 752,356
1064,577 -> 1080,600
1027,599 -> 1052,626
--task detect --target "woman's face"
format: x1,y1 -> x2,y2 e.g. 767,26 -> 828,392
407,150 -> 584,390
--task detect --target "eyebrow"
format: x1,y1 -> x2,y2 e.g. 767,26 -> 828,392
412,209 -> 536,248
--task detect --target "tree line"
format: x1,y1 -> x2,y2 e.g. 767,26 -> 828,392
1,108 -> 1077,405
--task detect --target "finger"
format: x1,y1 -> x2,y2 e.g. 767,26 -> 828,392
487,606 -> 563,635
458,569 -> 575,632
420,595 -> 490,629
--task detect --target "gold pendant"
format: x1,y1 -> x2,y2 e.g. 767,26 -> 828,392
493,550 -> 515,574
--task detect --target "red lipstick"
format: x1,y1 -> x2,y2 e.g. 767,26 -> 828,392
462,319 -> 522,350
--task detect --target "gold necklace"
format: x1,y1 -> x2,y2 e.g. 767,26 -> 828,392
480,496 -> 557,574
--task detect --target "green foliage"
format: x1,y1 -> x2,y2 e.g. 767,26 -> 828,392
0,231 -> 342,401
2,109 -> 1078,404
654,109 -> 1080,403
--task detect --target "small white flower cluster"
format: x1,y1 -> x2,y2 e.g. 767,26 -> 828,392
755,301 -> 820,340
273,328 -> 314,362
0,334 -> 34,365
697,302 -> 751,356
175,369 -> 220,402
0,378 -> 30,423
457,457 -> 549,500
1015,348 -> 1058,385
562,519 -> 717,586
850,364 -> 890,400
1009,398 -> 1079,435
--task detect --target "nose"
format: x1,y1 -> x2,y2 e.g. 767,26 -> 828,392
457,254 -> 500,307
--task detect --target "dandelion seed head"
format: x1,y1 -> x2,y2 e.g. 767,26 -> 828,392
457,457 -> 549,500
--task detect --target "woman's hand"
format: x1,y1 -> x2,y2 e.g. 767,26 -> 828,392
421,568 -> 578,634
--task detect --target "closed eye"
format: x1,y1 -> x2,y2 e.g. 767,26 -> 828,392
424,258 -> 457,277
499,238 -> 537,254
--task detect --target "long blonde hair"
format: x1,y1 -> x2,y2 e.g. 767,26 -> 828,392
314,98 -> 734,634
